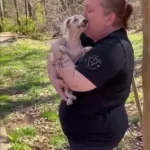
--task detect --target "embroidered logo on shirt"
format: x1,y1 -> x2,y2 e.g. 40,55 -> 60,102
84,55 -> 102,70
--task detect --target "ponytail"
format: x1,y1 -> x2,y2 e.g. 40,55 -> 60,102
122,3 -> 133,29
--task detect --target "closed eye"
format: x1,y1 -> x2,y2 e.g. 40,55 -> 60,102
86,5 -> 94,13
73,18 -> 78,23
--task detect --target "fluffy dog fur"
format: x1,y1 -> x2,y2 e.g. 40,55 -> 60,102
51,15 -> 92,105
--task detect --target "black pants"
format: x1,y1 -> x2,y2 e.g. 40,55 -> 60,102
69,143 -> 116,150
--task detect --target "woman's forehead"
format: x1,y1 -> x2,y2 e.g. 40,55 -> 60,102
84,0 -> 101,9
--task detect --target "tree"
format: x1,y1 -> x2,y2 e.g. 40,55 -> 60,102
142,0 -> 150,149
13,0 -> 20,25
25,0 -> 28,25
28,0 -> 33,18
25,0 -> 28,17
0,0 -> 4,20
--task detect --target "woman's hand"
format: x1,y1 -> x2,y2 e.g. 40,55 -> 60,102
51,78 -> 69,101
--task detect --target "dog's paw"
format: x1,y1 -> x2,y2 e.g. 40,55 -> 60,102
72,95 -> 77,100
59,45 -> 66,53
66,99 -> 73,106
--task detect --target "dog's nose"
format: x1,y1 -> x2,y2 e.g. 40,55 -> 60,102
83,19 -> 88,24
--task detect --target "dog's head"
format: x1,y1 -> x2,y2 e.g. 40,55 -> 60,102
61,15 -> 88,35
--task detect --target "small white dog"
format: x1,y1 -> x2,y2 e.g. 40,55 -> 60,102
51,15 -> 92,105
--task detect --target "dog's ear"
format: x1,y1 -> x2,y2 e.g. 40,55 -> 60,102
60,17 -> 71,35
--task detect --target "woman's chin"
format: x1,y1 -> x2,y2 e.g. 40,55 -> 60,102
83,31 -> 92,38
83,29 -> 89,36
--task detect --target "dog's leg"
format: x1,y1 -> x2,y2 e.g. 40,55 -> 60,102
64,88 -> 77,101
64,88 -> 77,105
59,45 -> 67,54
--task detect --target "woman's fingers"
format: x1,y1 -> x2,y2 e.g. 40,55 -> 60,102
57,87 -> 68,101
58,80 -> 69,88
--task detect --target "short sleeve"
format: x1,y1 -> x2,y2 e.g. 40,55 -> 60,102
76,38 -> 126,88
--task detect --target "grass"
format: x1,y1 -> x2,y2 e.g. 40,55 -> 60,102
9,127 -> 36,143
129,114 -> 141,124
49,135 -> 67,149
0,94 -> 11,102
41,111 -> 58,122
128,32 -> 143,60
0,32 -> 143,150
8,127 -> 36,150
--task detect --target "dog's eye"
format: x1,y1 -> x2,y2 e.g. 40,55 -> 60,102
73,18 -> 78,23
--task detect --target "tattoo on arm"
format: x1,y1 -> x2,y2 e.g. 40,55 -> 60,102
56,55 -> 72,68
56,54 -> 76,78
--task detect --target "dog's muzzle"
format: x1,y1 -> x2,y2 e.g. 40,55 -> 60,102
78,19 -> 88,28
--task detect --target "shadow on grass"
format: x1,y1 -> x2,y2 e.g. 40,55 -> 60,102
0,50 -> 47,66
0,81 -> 60,119
0,93 -> 60,119
0,82 -> 50,96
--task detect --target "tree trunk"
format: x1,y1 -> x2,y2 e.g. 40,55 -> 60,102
43,0 -> 47,17
28,0 -> 33,18
25,0 -> 28,25
25,0 -> 28,17
0,0 -> 4,20
142,0 -> 150,149
2,0 -> 6,17
13,0 -> 20,25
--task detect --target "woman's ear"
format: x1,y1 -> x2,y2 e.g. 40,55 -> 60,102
60,17 -> 71,35
105,12 -> 116,26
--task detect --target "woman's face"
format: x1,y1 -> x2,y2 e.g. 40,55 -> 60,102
83,0 -> 115,40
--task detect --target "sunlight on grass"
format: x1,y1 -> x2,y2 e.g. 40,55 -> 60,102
41,111 -> 58,122
0,34 -> 144,149
127,91 -> 143,104
129,114 -> 141,124
11,143 -> 31,150
118,131 -> 135,149
49,135 -> 67,149
9,126 -> 36,143
0,94 -> 11,102
127,92 -> 135,103
128,32 -> 143,60
8,126 -> 36,150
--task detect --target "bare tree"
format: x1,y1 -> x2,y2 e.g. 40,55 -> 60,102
25,0 -> 28,17
0,0 -> 4,20
13,0 -> 20,25
28,0 -> 33,18
25,0 -> 28,26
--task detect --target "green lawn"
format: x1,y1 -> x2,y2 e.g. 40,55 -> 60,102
0,39 -> 67,150
0,32 -> 143,150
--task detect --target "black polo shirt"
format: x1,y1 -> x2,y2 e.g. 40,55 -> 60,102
58,28 -> 134,146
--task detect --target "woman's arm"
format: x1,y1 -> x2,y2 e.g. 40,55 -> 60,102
50,37 -> 96,92
53,38 -> 126,92
55,53 -> 96,92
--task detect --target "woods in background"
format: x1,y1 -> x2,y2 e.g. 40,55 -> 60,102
0,0 -> 142,39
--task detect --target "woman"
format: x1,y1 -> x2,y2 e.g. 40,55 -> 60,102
47,0 -> 134,149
